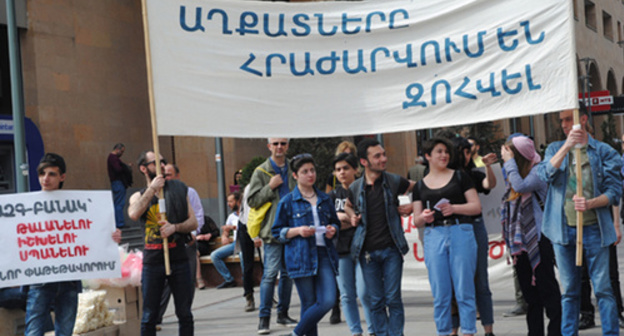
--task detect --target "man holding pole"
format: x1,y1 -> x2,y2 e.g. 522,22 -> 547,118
128,150 -> 198,336
537,106 -> 621,335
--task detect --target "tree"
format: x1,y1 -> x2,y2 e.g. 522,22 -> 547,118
288,137 -> 344,189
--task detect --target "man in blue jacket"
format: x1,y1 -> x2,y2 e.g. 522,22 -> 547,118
537,107 -> 622,336
349,139 -> 414,336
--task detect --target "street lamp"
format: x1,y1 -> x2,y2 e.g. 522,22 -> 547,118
579,57 -> 595,127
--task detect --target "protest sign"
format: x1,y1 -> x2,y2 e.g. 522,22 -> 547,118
145,0 -> 576,138
0,190 -> 121,287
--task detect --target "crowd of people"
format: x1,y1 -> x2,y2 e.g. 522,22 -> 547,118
6,104 -> 624,336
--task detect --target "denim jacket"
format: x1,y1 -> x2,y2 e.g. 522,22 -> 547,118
536,136 -> 622,247
349,171 -> 409,261
271,186 -> 340,279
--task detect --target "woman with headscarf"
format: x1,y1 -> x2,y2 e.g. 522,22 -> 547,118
501,135 -> 561,336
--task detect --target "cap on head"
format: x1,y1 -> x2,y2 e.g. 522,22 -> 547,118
511,136 -> 541,165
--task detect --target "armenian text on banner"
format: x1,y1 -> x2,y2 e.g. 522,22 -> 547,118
146,0 -> 576,138
0,190 -> 121,287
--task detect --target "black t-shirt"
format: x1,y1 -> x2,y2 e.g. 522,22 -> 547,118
326,174 -> 342,191
466,168 -> 489,218
466,169 -> 490,195
413,170 -> 475,223
360,175 -> 410,252
330,186 -> 354,256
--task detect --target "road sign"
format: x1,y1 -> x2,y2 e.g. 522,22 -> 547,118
579,90 -> 613,112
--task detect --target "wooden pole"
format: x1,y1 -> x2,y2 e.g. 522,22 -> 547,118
141,0 -> 170,275
573,109 -> 584,266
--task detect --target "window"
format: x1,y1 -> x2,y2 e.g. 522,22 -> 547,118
603,11 -> 614,40
585,0 -> 596,31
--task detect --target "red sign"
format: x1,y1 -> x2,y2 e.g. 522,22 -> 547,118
579,90 -> 614,112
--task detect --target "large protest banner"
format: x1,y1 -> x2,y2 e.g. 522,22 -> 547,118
0,190 -> 121,287
146,0 -> 576,138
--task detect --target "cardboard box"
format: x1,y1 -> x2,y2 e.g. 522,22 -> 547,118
0,308 -> 26,336
102,286 -> 142,323
75,325 -> 120,336
45,325 -> 120,336
116,319 -> 140,336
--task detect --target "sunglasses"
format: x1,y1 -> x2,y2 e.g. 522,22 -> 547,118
271,142 -> 288,147
144,159 -> 167,166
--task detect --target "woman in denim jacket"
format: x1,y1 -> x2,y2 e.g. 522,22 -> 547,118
272,154 -> 340,336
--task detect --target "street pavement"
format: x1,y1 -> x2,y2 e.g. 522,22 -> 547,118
157,267 -> 614,336
156,239 -> 624,336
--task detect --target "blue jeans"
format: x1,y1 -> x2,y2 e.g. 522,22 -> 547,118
141,261 -> 194,336
111,180 -> 126,228
359,246 -> 404,336
424,224 -> 477,335
293,247 -> 337,336
211,243 -> 236,282
337,255 -> 374,335
259,242 -> 293,318
25,281 -> 80,336
552,224 -> 618,336
472,217 -> 494,327
0,287 -> 27,310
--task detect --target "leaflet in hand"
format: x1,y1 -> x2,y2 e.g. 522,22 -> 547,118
433,198 -> 450,211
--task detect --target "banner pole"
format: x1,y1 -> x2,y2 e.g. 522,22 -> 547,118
141,0 -> 170,275
573,109 -> 584,266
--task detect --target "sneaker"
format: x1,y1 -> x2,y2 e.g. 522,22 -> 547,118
277,312 -> 298,327
578,313 -> 596,330
502,304 -> 527,317
258,317 -> 270,335
216,280 -> 236,289
329,306 -> 341,324
245,294 -> 256,312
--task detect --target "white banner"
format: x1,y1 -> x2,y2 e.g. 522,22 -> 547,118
0,190 -> 121,287
146,0 -> 576,138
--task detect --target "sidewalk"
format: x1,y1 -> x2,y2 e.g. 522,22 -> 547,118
156,244 -> 624,336
157,286 -> 605,336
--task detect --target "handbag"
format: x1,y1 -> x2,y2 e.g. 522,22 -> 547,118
247,167 -> 274,238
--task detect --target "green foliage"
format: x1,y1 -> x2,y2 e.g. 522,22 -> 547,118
439,121 -> 506,155
600,113 -> 619,152
240,156 -> 267,186
288,137 -> 344,189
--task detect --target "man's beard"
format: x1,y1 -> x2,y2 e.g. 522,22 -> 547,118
148,170 -> 157,180
232,204 -> 240,212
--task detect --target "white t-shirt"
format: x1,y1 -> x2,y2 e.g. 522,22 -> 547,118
311,206 -> 325,247
226,211 -> 240,241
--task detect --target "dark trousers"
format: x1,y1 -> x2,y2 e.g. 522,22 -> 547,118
515,238 -> 562,336
141,261 -> 194,336
580,244 -> 624,316
238,222 -> 261,297
156,243 -> 197,324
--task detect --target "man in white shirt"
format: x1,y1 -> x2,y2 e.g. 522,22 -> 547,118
211,192 -> 242,289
